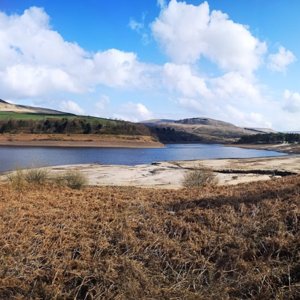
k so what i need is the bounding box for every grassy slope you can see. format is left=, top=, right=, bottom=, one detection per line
left=0, top=111, right=115, bottom=123
left=0, top=176, right=299, bottom=299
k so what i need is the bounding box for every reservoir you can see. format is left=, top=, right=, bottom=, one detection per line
left=0, top=143, right=286, bottom=172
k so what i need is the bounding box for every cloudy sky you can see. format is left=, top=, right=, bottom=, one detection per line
left=0, top=0, right=299, bottom=130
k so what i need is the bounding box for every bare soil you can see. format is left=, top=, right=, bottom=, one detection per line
left=0, top=133, right=163, bottom=148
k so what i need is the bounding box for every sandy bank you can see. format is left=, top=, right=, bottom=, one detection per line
left=0, top=133, right=163, bottom=148
left=16, top=155, right=298, bottom=189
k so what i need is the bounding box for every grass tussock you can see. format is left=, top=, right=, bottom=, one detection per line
left=6, top=169, right=26, bottom=191
left=52, top=170, right=88, bottom=189
left=183, top=166, right=217, bottom=188
left=53, top=171, right=88, bottom=190
left=0, top=175, right=299, bottom=299
left=7, top=169, right=87, bottom=190
left=24, top=168, right=48, bottom=185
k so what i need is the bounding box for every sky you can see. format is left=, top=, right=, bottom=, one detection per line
left=0, top=0, right=299, bottom=130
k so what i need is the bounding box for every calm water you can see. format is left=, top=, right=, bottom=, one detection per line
left=0, top=144, right=286, bottom=172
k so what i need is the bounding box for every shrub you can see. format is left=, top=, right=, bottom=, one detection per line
left=7, top=170, right=26, bottom=191
left=7, top=168, right=49, bottom=190
left=24, top=168, right=48, bottom=185
left=183, top=166, right=217, bottom=188
left=53, top=171, right=88, bottom=189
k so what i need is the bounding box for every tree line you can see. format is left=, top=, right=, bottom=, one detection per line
left=238, top=133, right=300, bottom=144
left=0, top=118, right=151, bottom=136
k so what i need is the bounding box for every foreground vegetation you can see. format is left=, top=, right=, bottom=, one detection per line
left=7, top=168, right=88, bottom=190
left=0, top=175, right=299, bottom=299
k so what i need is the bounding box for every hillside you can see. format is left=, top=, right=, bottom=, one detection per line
left=0, top=99, right=153, bottom=138
left=0, top=99, right=276, bottom=145
left=143, top=118, right=265, bottom=143
left=0, top=175, right=299, bottom=299
left=0, top=99, right=66, bottom=115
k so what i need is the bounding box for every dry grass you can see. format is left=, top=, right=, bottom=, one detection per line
left=0, top=175, right=299, bottom=299
left=183, top=166, right=217, bottom=188
left=24, top=168, right=49, bottom=185
left=52, top=170, right=88, bottom=189
left=7, top=169, right=87, bottom=190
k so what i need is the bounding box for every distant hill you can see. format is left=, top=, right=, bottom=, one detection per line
left=0, top=99, right=277, bottom=144
left=0, top=99, right=68, bottom=115
left=142, top=118, right=273, bottom=143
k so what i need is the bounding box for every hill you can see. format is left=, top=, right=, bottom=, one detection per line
left=143, top=118, right=267, bottom=143
left=0, top=175, right=299, bottom=299
left=0, top=99, right=152, bottom=137
left=0, top=99, right=66, bottom=115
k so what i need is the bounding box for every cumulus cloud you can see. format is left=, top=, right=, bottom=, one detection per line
left=283, top=90, right=300, bottom=112
left=0, top=7, right=152, bottom=100
left=163, top=63, right=211, bottom=98
left=0, top=5, right=299, bottom=131
left=114, top=102, right=153, bottom=122
left=152, top=0, right=266, bottom=75
left=164, top=63, right=273, bottom=128
left=60, top=100, right=84, bottom=114
left=268, top=46, right=296, bottom=72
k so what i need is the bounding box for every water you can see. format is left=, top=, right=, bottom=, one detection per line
left=0, top=144, right=286, bottom=172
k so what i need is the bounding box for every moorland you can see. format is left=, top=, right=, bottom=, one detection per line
left=0, top=175, right=299, bottom=299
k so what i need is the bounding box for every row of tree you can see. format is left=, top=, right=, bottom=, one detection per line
left=238, top=133, right=300, bottom=144
left=0, top=118, right=151, bottom=136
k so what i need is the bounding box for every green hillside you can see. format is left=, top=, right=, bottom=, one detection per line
left=0, top=112, right=151, bottom=136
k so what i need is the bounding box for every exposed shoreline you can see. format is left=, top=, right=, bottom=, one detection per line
left=2, top=155, right=298, bottom=189
left=0, top=133, right=163, bottom=148
left=229, top=143, right=300, bottom=154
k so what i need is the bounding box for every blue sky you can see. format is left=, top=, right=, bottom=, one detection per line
left=0, top=0, right=299, bottom=130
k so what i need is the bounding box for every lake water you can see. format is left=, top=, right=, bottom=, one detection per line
left=0, top=144, right=286, bottom=172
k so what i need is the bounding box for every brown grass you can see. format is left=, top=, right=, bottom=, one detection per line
left=183, top=166, right=217, bottom=187
left=0, top=175, right=299, bottom=299
left=52, top=170, right=88, bottom=190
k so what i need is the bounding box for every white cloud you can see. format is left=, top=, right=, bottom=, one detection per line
left=268, top=46, right=296, bottom=72
left=1, top=65, right=79, bottom=98
left=157, top=0, right=167, bottom=9
left=114, top=102, right=153, bottom=122
left=283, top=90, right=300, bottom=112
left=60, top=100, right=84, bottom=115
left=152, top=0, right=266, bottom=75
left=163, top=63, right=212, bottom=98
left=0, top=7, right=152, bottom=100
left=0, top=5, right=299, bottom=131
left=165, top=65, right=273, bottom=128
left=211, top=72, right=261, bottom=103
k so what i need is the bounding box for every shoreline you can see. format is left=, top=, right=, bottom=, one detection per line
left=2, top=155, right=299, bottom=189
left=229, top=143, right=300, bottom=154
left=0, top=133, right=164, bottom=148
